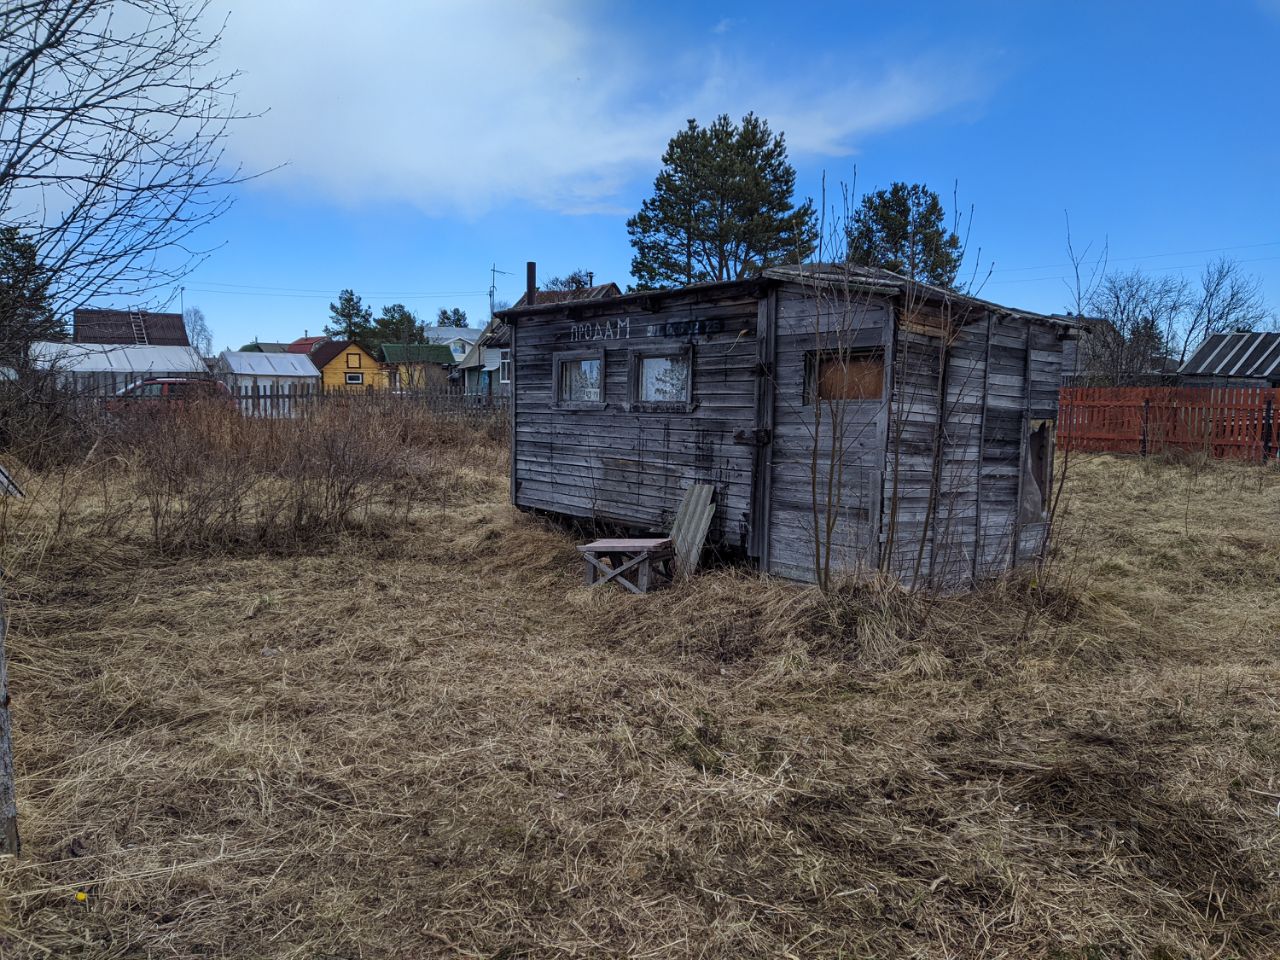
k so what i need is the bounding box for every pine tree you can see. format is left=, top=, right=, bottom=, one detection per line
left=324, top=289, right=375, bottom=343
left=627, top=114, right=816, bottom=289
left=435, top=307, right=468, bottom=328
left=374, top=304, right=423, bottom=346
left=845, top=182, right=962, bottom=287
left=0, top=227, right=58, bottom=365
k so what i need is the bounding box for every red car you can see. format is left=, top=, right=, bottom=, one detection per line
left=105, top=377, right=235, bottom=414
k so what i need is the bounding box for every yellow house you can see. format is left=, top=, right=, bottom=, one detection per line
left=310, top=339, right=388, bottom=391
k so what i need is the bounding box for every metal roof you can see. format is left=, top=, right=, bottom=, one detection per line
left=218, top=350, right=320, bottom=377
left=379, top=343, right=456, bottom=364
left=1180, top=331, right=1280, bottom=380
left=29, top=341, right=207, bottom=373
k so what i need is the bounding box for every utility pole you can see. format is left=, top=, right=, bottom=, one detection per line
left=489, top=264, right=511, bottom=319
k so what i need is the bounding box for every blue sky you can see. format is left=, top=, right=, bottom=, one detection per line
left=165, top=1, right=1280, bottom=350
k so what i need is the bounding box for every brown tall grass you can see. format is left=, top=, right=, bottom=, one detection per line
left=0, top=436, right=1276, bottom=958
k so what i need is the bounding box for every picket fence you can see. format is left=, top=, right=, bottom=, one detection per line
left=1059, top=386, right=1280, bottom=463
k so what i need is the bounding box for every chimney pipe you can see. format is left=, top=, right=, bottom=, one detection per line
left=526, top=261, right=537, bottom=307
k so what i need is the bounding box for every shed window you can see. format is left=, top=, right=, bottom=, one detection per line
left=628, top=345, right=693, bottom=411
left=805, top=350, right=884, bottom=404
left=553, top=349, right=606, bottom=409
left=346, top=352, right=362, bottom=368
left=499, top=349, right=511, bottom=384
left=345, top=372, right=364, bottom=385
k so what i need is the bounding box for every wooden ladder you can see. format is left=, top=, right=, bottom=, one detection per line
left=129, top=308, right=148, bottom=344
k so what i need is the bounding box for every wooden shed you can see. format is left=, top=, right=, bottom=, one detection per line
left=498, top=264, right=1078, bottom=588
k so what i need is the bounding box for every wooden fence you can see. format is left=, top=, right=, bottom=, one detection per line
left=1059, top=386, right=1280, bottom=462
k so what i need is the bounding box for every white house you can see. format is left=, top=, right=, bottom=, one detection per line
left=215, top=350, right=320, bottom=415
left=457, top=319, right=512, bottom=397
left=420, top=325, right=482, bottom=364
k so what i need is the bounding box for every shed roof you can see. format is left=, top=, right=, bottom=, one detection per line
left=30, top=341, right=207, bottom=373
left=73, top=308, right=190, bottom=347
left=219, top=351, right=320, bottom=377
left=240, top=341, right=292, bottom=353
left=496, top=265, right=1072, bottom=327
left=1180, top=331, right=1280, bottom=380
left=380, top=343, right=456, bottom=364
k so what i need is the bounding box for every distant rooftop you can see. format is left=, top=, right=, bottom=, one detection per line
left=512, top=283, right=621, bottom=308
left=380, top=342, right=456, bottom=364
left=1181, top=331, right=1280, bottom=381
left=73, top=308, right=189, bottom=347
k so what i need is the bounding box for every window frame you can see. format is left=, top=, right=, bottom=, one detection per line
left=627, top=343, right=695, bottom=413
left=345, top=352, right=362, bottom=369
left=344, top=372, right=365, bottom=385
left=498, top=349, right=511, bottom=384
left=803, top=347, right=885, bottom=406
left=552, top=347, right=607, bottom=410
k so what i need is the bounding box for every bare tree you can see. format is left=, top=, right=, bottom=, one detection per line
left=1178, top=257, right=1269, bottom=363
left=183, top=304, right=212, bottom=356
left=1086, top=270, right=1189, bottom=384
left=0, top=0, right=257, bottom=319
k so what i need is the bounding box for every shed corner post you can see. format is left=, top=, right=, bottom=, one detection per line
left=0, top=569, right=17, bottom=857
left=509, top=318, right=518, bottom=506
left=749, top=287, right=777, bottom=569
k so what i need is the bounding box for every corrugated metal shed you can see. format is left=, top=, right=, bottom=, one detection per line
left=219, top=351, right=320, bottom=377
left=1181, top=331, right=1280, bottom=382
left=29, top=341, right=207, bottom=373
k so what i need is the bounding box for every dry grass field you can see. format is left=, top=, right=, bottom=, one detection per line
left=0, top=416, right=1277, bottom=959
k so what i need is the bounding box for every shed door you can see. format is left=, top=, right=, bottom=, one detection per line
left=765, top=330, right=887, bottom=584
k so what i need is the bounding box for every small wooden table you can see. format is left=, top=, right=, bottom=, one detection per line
left=578, top=538, right=674, bottom=594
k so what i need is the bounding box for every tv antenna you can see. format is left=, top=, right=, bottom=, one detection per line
left=489, top=263, right=512, bottom=318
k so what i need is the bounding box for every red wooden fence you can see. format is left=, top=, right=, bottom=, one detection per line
left=1059, top=386, right=1280, bottom=462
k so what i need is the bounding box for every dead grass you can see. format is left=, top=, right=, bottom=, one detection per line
left=0, top=444, right=1277, bottom=958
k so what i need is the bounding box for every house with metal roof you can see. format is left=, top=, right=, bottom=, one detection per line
left=1180, top=331, right=1280, bottom=387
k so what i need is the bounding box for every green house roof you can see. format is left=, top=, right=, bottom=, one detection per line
left=380, top=343, right=456, bottom=364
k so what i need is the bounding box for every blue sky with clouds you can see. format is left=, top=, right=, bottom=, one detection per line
left=168, top=1, right=1280, bottom=350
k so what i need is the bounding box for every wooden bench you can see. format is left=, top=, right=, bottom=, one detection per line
left=577, top=538, right=674, bottom=594
left=576, top=482, right=717, bottom=595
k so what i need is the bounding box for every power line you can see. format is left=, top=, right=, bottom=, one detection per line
left=985, top=253, right=1280, bottom=286
left=186, top=280, right=489, bottom=296
left=183, top=287, right=489, bottom=301
left=986, top=239, right=1280, bottom=276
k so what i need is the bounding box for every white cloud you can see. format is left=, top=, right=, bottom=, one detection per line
left=218, top=1, right=983, bottom=215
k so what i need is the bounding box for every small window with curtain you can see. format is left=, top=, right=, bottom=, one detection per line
left=628, top=345, right=693, bottom=412
left=553, top=349, right=606, bottom=409
left=804, top=349, right=884, bottom=404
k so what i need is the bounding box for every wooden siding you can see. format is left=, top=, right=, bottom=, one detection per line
left=318, top=344, right=388, bottom=391
left=764, top=284, right=891, bottom=582
left=881, top=311, right=1065, bottom=589
left=512, top=294, right=761, bottom=548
